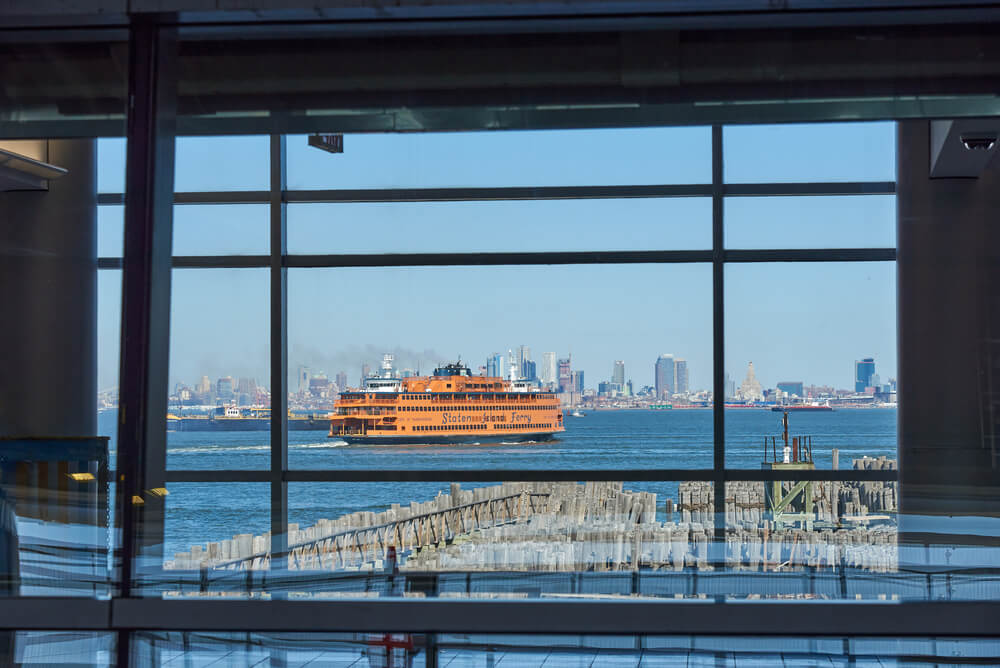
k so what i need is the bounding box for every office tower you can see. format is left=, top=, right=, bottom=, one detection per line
left=360, top=363, right=371, bottom=385
left=612, top=360, right=625, bottom=385
left=335, top=371, right=347, bottom=391
left=487, top=353, right=505, bottom=378
left=655, top=354, right=674, bottom=399
left=236, top=377, right=257, bottom=396
left=522, top=359, right=537, bottom=382
left=855, top=357, right=876, bottom=392
left=216, top=376, right=234, bottom=402
left=674, top=359, right=688, bottom=394
left=197, top=375, right=212, bottom=395
left=517, top=345, right=531, bottom=377
left=777, top=381, right=804, bottom=397
left=571, top=370, right=584, bottom=393
left=725, top=373, right=736, bottom=400
left=541, top=352, right=557, bottom=385
left=297, top=366, right=310, bottom=393
left=557, top=357, right=572, bottom=392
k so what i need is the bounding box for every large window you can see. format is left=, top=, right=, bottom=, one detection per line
left=90, top=123, right=907, bottom=603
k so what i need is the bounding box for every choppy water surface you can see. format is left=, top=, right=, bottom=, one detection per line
left=100, top=408, right=897, bottom=556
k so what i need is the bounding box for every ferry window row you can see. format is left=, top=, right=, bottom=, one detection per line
left=399, top=405, right=553, bottom=412
left=413, top=423, right=554, bottom=431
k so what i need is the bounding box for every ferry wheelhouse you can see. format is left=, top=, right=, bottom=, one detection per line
left=329, top=355, right=564, bottom=444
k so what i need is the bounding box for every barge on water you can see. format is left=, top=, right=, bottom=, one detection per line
left=329, top=354, right=564, bottom=445
left=168, top=406, right=330, bottom=431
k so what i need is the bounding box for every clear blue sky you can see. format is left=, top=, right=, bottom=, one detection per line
left=96, top=122, right=897, bottom=393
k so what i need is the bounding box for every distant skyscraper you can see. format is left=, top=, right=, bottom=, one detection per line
left=737, top=362, right=764, bottom=402
left=297, top=366, right=310, bottom=393
left=487, top=353, right=505, bottom=378
left=557, top=357, right=572, bottom=393
left=855, top=358, right=876, bottom=392
left=335, top=371, right=347, bottom=391
left=674, top=359, right=689, bottom=394
left=216, top=376, right=234, bottom=402
left=236, top=377, right=257, bottom=396
left=517, top=345, right=531, bottom=377
left=571, top=370, right=584, bottom=393
left=725, top=372, right=735, bottom=400
left=541, top=352, right=557, bottom=386
left=360, top=363, right=371, bottom=385
left=522, top=359, right=537, bottom=382
left=777, top=381, right=804, bottom=397
left=655, top=354, right=674, bottom=399
left=612, top=360, right=625, bottom=386
left=197, top=375, right=212, bottom=395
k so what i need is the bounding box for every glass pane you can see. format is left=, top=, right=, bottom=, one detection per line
left=174, top=135, right=269, bottom=192
left=97, top=270, right=121, bottom=471
left=173, top=204, right=269, bottom=256
left=128, top=632, right=1000, bottom=667
left=164, top=483, right=269, bottom=573
left=97, top=137, right=126, bottom=194
left=725, top=195, right=896, bottom=249
left=168, top=269, right=270, bottom=470
left=97, top=204, right=122, bottom=258
left=287, top=127, right=712, bottom=189
left=724, top=122, right=895, bottom=183
left=14, top=632, right=115, bottom=666
left=288, top=198, right=711, bottom=255
left=282, top=479, right=700, bottom=593
left=724, top=262, right=897, bottom=468
left=288, top=264, right=712, bottom=470
left=725, top=478, right=899, bottom=600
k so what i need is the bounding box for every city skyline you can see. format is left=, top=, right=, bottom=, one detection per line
left=158, top=351, right=893, bottom=401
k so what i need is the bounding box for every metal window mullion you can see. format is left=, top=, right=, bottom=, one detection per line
left=270, top=134, right=289, bottom=572
left=118, top=18, right=177, bottom=597
left=711, top=126, right=726, bottom=544
left=159, top=468, right=897, bottom=483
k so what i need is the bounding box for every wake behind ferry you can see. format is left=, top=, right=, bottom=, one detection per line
left=329, top=354, right=564, bottom=445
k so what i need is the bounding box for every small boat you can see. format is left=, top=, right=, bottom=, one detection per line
left=569, top=410, right=586, bottom=417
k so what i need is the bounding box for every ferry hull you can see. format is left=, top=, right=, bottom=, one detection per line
left=335, top=432, right=558, bottom=446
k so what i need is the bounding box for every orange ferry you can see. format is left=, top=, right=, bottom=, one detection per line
left=329, top=355, right=564, bottom=445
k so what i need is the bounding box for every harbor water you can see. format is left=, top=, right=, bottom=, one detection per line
left=99, top=408, right=897, bottom=559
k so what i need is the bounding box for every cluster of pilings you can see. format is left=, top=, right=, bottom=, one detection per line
left=167, top=481, right=653, bottom=571
left=674, top=457, right=898, bottom=526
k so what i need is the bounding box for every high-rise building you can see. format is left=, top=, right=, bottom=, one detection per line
left=855, top=357, right=876, bottom=392
left=571, top=370, right=584, bottom=393
left=335, top=371, right=347, bottom=391
left=655, top=354, right=674, bottom=399
left=216, top=376, right=234, bottom=402
left=360, top=363, right=371, bottom=385
left=297, top=366, right=310, bottom=393
left=674, top=359, right=689, bottom=394
left=517, top=345, right=531, bottom=377
left=522, top=359, right=537, bottom=382
left=487, top=353, right=505, bottom=378
left=737, top=362, right=764, bottom=402
left=541, top=352, right=557, bottom=385
left=612, top=360, right=625, bottom=385
left=777, top=381, right=804, bottom=397
left=197, top=375, right=212, bottom=395
left=557, top=357, right=572, bottom=392
left=725, top=373, right=736, bottom=400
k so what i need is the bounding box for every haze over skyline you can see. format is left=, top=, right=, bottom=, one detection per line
left=95, top=122, right=897, bottom=394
